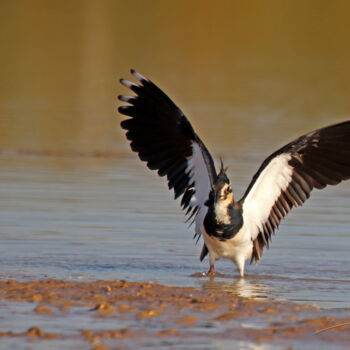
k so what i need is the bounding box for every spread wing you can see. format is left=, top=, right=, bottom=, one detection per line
left=240, top=120, right=350, bottom=262
left=118, top=69, right=217, bottom=245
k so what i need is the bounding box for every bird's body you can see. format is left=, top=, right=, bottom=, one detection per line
left=119, top=70, right=350, bottom=277
left=201, top=169, right=248, bottom=276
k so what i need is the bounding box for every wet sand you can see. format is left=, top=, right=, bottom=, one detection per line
left=0, top=278, right=349, bottom=349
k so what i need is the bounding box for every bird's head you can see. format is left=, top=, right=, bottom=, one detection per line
left=206, top=161, right=234, bottom=207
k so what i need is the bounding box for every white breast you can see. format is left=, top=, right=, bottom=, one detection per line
left=202, top=225, right=252, bottom=267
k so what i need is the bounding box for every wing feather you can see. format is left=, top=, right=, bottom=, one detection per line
left=119, top=70, right=217, bottom=245
left=240, top=120, right=350, bottom=263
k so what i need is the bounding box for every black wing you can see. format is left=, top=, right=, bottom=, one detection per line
left=119, top=69, right=217, bottom=242
left=239, top=120, right=350, bottom=262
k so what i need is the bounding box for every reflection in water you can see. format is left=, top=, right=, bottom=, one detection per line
left=200, top=275, right=273, bottom=300
left=237, top=343, right=272, bottom=350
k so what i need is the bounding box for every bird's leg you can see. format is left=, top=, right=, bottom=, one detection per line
left=236, top=257, right=245, bottom=278
left=207, top=265, right=215, bottom=276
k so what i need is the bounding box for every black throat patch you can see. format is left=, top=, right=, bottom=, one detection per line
left=204, top=203, right=243, bottom=241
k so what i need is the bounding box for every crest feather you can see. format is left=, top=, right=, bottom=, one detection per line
left=218, top=158, right=229, bottom=177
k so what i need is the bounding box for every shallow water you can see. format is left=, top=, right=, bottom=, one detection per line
left=1, top=153, right=349, bottom=309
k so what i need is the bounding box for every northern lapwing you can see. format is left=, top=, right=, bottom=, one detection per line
left=118, top=69, right=350, bottom=277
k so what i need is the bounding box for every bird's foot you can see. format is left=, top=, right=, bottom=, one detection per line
left=207, top=265, right=215, bottom=276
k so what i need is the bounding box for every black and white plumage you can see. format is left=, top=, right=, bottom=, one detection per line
left=118, top=69, right=350, bottom=277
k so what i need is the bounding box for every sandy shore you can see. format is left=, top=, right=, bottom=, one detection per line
left=0, top=278, right=349, bottom=349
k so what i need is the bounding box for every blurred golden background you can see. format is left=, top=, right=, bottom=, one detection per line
left=1, top=0, right=350, bottom=157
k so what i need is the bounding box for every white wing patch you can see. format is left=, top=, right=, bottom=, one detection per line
left=186, top=142, right=213, bottom=238
left=242, top=153, right=293, bottom=241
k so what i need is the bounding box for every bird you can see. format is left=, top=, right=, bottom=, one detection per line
left=118, top=69, right=350, bottom=277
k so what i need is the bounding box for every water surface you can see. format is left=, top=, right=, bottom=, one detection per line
left=1, top=153, right=349, bottom=309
